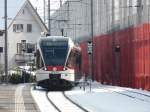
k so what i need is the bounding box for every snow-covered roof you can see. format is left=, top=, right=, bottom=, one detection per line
left=0, top=0, right=26, bottom=29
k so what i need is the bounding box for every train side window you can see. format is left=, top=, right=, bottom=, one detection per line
left=66, top=51, right=76, bottom=68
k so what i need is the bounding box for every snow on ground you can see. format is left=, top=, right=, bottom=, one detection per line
left=47, top=92, right=88, bottom=112
left=31, top=81, right=150, bottom=112
left=65, top=81, right=150, bottom=112
left=31, top=87, right=58, bottom=112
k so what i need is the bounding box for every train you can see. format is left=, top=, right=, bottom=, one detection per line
left=35, top=36, right=81, bottom=89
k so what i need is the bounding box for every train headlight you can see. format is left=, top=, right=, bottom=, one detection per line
left=63, top=67, right=67, bottom=71
left=53, top=67, right=57, bottom=71
left=44, top=67, right=47, bottom=71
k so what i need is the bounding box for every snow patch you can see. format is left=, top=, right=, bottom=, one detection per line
left=31, top=87, right=57, bottom=112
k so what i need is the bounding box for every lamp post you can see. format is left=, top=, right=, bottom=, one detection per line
left=43, top=0, right=46, bottom=23
left=60, top=0, right=62, bottom=7
left=89, top=0, right=94, bottom=91
left=48, top=0, right=51, bottom=35
left=4, top=0, right=8, bottom=84
left=88, top=41, right=92, bottom=92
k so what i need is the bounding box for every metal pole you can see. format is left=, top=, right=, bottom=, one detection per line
left=60, top=0, right=64, bottom=36
left=89, top=54, right=92, bottom=92
left=48, top=0, right=51, bottom=35
left=112, top=0, right=115, bottom=27
left=30, top=54, right=31, bottom=82
left=4, top=0, right=8, bottom=84
left=90, top=0, right=94, bottom=40
left=60, top=0, right=62, bottom=7
left=43, top=0, right=46, bottom=23
left=137, top=0, right=142, bottom=24
left=90, top=0, right=94, bottom=91
left=23, top=52, right=25, bottom=83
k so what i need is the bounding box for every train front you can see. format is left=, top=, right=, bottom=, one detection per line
left=36, top=36, right=75, bottom=89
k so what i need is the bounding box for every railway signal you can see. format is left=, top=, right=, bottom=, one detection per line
left=87, top=41, right=93, bottom=54
left=87, top=41, right=93, bottom=92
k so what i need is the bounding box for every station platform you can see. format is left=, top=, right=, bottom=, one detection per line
left=0, top=84, right=40, bottom=112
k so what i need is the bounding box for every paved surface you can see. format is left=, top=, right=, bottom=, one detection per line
left=0, top=84, right=40, bottom=112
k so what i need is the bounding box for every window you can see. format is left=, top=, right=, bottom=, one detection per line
left=21, top=40, right=26, bottom=52
left=0, top=47, right=3, bottom=53
left=27, top=43, right=35, bottom=53
left=17, top=43, right=22, bottom=54
left=13, top=24, right=23, bottom=32
left=0, top=31, right=4, bottom=36
left=17, top=42, right=35, bottom=54
left=27, top=24, right=32, bottom=32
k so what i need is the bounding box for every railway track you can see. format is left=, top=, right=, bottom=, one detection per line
left=123, top=89, right=150, bottom=98
left=46, top=91, right=89, bottom=112
left=105, top=87, right=150, bottom=103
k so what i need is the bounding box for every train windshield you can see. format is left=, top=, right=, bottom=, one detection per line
left=40, top=40, right=68, bottom=66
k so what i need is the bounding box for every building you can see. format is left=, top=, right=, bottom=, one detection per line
left=50, top=0, right=91, bottom=43
left=50, top=0, right=149, bottom=41
left=0, top=0, right=48, bottom=71
left=50, top=0, right=150, bottom=90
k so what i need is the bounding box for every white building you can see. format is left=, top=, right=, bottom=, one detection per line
left=0, top=0, right=48, bottom=70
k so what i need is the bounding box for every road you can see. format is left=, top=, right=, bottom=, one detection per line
left=0, top=84, right=40, bottom=112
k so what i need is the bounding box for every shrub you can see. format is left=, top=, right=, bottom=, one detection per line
left=9, top=73, right=22, bottom=84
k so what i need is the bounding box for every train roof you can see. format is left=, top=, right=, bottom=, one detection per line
left=38, top=36, right=74, bottom=45
left=38, top=36, right=74, bottom=47
left=39, top=36, right=70, bottom=41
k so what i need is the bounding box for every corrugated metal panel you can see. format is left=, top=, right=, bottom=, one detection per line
left=80, top=42, right=89, bottom=76
left=97, top=36, right=102, bottom=82
left=81, top=23, right=150, bottom=91
left=95, top=37, right=99, bottom=82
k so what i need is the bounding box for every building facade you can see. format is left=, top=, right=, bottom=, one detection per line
left=50, top=0, right=150, bottom=90
left=50, top=0, right=150, bottom=41
left=0, top=0, right=48, bottom=71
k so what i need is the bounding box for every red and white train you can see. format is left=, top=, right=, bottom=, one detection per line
left=35, top=36, right=81, bottom=89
